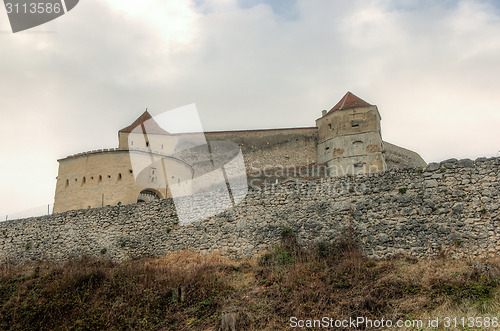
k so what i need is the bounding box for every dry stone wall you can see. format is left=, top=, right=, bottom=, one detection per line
left=1, top=157, right=499, bottom=265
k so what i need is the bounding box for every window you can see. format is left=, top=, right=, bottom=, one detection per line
left=352, top=123, right=360, bottom=128
left=325, top=147, right=330, bottom=150
left=65, top=179, right=69, bottom=188
left=353, top=140, right=363, bottom=154
left=354, top=163, right=364, bottom=168
left=328, top=123, right=332, bottom=130
left=150, top=168, right=157, bottom=183
left=98, top=175, right=102, bottom=183
left=82, top=177, right=86, bottom=185
left=118, top=173, right=122, bottom=181
left=146, top=141, right=150, bottom=147
left=108, top=175, right=111, bottom=179
left=129, top=169, right=133, bottom=174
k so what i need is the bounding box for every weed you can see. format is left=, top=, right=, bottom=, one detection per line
left=405, top=284, right=422, bottom=294
left=0, top=243, right=498, bottom=330
left=399, top=187, right=407, bottom=194
left=317, top=242, right=329, bottom=258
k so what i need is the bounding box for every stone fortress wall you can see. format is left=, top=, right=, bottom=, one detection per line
left=53, top=149, right=194, bottom=213
left=53, top=92, right=428, bottom=214
left=205, top=127, right=319, bottom=172
left=2, top=157, right=499, bottom=265
left=53, top=124, right=426, bottom=214
left=204, top=127, right=426, bottom=172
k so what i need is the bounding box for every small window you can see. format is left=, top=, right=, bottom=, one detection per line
left=91, top=176, right=94, bottom=180
left=118, top=173, right=122, bottom=181
left=108, top=175, right=111, bottom=179
left=354, top=163, right=364, bottom=168
left=65, top=179, right=69, bottom=188
left=325, top=147, right=330, bottom=150
left=129, top=169, right=133, bottom=174
left=328, top=123, right=332, bottom=130
left=74, top=178, right=77, bottom=182
left=98, top=175, right=102, bottom=183
left=146, top=141, right=150, bottom=147
left=352, top=123, right=360, bottom=128
left=82, top=177, right=86, bottom=185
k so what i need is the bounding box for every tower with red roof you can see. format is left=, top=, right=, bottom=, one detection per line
left=316, top=92, right=387, bottom=176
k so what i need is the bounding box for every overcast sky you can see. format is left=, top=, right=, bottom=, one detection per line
left=1, top=0, right=500, bottom=218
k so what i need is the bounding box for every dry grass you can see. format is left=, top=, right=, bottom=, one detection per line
left=0, top=234, right=499, bottom=330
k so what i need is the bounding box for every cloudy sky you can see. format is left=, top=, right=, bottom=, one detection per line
left=1, top=0, right=500, bottom=218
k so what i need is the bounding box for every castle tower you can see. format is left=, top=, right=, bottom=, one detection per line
left=53, top=111, right=194, bottom=213
left=118, top=110, right=177, bottom=154
left=316, top=92, right=387, bottom=176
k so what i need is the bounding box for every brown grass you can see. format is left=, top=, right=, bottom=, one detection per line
left=0, top=235, right=499, bottom=330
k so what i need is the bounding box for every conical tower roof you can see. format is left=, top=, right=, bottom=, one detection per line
left=327, top=92, right=372, bottom=115
left=119, top=111, right=169, bottom=135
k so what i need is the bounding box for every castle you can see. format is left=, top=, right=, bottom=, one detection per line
left=53, top=92, right=426, bottom=213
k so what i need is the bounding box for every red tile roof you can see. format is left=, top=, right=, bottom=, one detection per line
left=327, top=92, right=372, bottom=114
left=119, top=111, right=170, bottom=135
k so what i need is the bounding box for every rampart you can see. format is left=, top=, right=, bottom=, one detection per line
left=1, top=157, right=498, bottom=265
left=205, top=127, right=319, bottom=172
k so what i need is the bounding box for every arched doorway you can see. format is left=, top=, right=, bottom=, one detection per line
left=137, top=189, right=162, bottom=203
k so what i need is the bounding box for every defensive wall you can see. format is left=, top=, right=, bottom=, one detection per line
left=53, top=149, right=194, bottom=213
left=52, top=125, right=426, bottom=213
left=205, top=127, right=319, bottom=172
left=204, top=127, right=425, bottom=171
left=1, top=157, right=499, bottom=265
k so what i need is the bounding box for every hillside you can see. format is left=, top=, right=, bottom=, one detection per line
left=1, top=234, right=499, bottom=330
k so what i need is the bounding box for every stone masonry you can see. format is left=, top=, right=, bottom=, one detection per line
left=1, top=157, right=498, bottom=264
